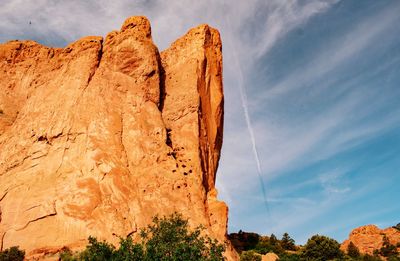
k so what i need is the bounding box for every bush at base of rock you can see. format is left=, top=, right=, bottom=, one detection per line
left=0, top=246, right=25, bottom=261
left=301, top=234, right=343, bottom=261
left=347, top=241, right=361, bottom=258
left=240, top=250, right=262, bottom=261
left=59, top=213, right=225, bottom=261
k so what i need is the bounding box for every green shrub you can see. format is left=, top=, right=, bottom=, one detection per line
left=60, top=212, right=225, bottom=261
left=253, top=235, right=284, bottom=255
left=301, top=234, right=343, bottom=261
left=78, top=236, right=115, bottom=260
left=362, top=254, right=382, bottom=261
left=113, top=237, right=143, bottom=261
left=140, top=213, right=224, bottom=261
left=281, top=232, right=296, bottom=251
left=393, top=223, right=400, bottom=231
left=279, top=252, right=301, bottom=261
left=347, top=241, right=361, bottom=258
left=228, top=231, right=260, bottom=252
left=240, top=250, right=262, bottom=261
left=379, top=236, right=398, bottom=258
left=0, top=246, right=25, bottom=261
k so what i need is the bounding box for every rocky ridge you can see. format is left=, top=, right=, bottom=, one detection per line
left=341, top=224, right=400, bottom=255
left=0, top=16, right=237, bottom=260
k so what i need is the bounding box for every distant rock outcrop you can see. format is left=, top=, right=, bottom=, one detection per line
left=262, top=252, right=279, bottom=261
left=0, top=16, right=237, bottom=260
left=341, top=224, right=400, bottom=255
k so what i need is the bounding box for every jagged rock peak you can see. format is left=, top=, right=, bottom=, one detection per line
left=0, top=16, right=238, bottom=260
left=341, top=224, right=400, bottom=255
left=121, top=16, right=152, bottom=37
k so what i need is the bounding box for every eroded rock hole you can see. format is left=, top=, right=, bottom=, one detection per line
left=166, top=128, right=173, bottom=147
left=37, top=135, right=50, bottom=144
left=167, top=151, right=177, bottom=159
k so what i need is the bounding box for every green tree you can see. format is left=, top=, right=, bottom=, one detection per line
left=379, top=236, right=398, bottom=258
left=301, top=234, right=343, bottom=261
left=60, top=213, right=225, bottom=261
left=347, top=241, right=361, bottom=258
left=362, top=254, right=382, bottom=261
left=78, top=236, right=115, bottom=261
left=240, top=250, right=262, bottom=261
left=254, top=235, right=284, bottom=255
left=140, top=213, right=224, bottom=261
left=113, top=237, right=144, bottom=261
left=269, top=234, right=278, bottom=246
left=279, top=252, right=301, bottom=261
left=281, top=232, right=296, bottom=251
left=0, top=246, right=25, bottom=261
left=392, top=223, right=400, bottom=231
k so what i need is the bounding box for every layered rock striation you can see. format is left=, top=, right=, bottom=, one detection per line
left=341, top=224, right=400, bottom=255
left=0, top=16, right=235, bottom=259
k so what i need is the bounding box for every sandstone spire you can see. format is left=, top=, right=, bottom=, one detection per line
left=0, top=16, right=237, bottom=260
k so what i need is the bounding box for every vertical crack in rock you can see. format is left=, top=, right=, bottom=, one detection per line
left=120, top=110, right=130, bottom=169
left=87, top=38, right=104, bottom=86
left=157, top=52, right=167, bottom=112
left=0, top=231, right=5, bottom=251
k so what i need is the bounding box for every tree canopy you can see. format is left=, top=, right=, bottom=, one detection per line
left=60, top=213, right=225, bottom=261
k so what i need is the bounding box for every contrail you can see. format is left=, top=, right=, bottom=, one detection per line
left=223, top=9, right=271, bottom=220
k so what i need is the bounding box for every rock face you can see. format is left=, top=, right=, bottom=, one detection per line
left=0, top=16, right=237, bottom=260
left=261, top=252, right=279, bottom=261
left=341, top=224, right=400, bottom=255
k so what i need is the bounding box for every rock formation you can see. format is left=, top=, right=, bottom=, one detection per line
left=0, top=16, right=237, bottom=260
left=261, top=252, right=279, bottom=261
left=341, top=224, right=400, bottom=255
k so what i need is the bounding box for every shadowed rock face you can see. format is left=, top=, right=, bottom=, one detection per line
left=341, top=224, right=400, bottom=255
left=0, top=16, right=236, bottom=260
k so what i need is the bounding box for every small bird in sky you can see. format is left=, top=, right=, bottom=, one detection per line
left=29, top=21, right=32, bottom=25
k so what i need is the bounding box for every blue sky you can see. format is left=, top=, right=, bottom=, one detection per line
left=1, top=0, right=399, bottom=244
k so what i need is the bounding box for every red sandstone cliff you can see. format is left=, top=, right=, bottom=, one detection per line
left=341, top=224, right=400, bottom=255
left=0, top=16, right=237, bottom=260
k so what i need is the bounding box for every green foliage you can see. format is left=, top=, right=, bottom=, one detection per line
left=347, top=241, right=361, bottom=258
left=240, top=250, right=262, bottom=261
left=393, top=223, right=400, bottom=231
left=379, top=236, right=398, bottom=258
left=140, top=213, right=224, bottom=261
left=0, top=246, right=25, bottom=261
left=228, top=231, right=260, bottom=252
left=79, top=236, right=116, bottom=260
left=253, top=236, right=284, bottom=255
left=281, top=233, right=296, bottom=251
left=301, top=234, right=343, bottom=261
left=361, top=254, right=382, bottom=261
left=269, top=234, right=278, bottom=246
left=113, top=237, right=144, bottom=261
left=60, top=213, right=224, bottom=261
left=279, top=252, right=301, bottom=261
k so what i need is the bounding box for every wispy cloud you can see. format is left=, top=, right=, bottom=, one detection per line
left=258, top=2, right=400, bottom=99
